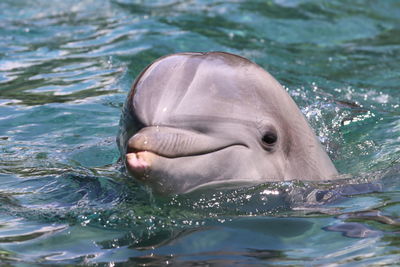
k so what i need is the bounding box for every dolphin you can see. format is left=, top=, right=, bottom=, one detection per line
left=117, top=52, right=338, bottom=194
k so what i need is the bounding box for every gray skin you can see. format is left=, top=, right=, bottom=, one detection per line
left=117, top=52, right=338, bottom=194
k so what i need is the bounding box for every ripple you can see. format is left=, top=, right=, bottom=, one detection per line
left=0, top=216, right=67, bottom=258
left=0, top=0, right=399, bottom=265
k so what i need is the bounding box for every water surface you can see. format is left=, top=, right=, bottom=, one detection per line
left=0, top=0, right=399, bottom=265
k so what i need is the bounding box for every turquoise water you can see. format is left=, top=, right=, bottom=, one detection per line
left=1, top=0, right=399, bottom=265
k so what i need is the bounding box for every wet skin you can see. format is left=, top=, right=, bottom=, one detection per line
left=117, top=52, right=338, bottom=194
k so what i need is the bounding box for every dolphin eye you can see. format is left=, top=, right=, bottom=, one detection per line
left=262, top=132, right=277, bottom=145
left=257, top=122, right=278, bottom=150
left=261, top=130, right=278, bottom=150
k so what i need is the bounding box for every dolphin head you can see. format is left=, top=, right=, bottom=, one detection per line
left=118, top=52, right=338, bottom=194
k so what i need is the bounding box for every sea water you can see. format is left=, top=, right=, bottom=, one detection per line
left=0, top=0, right=399, bottom=265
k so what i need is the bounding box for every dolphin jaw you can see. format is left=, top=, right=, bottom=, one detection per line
left=125, top=151, right=154, bottom=180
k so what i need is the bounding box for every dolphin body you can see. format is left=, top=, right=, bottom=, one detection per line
left=117, top=52, right=338, bottom=194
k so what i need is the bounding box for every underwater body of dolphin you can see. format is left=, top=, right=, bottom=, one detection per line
left=117, top=52, right=338, bottom=194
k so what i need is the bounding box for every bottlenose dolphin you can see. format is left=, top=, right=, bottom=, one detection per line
left=117, top=52, right=338, bottom=194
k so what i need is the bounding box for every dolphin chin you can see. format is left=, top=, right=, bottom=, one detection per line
left=118, top=51, right=339, bottom=194
left=125, top=151, right=153, bottom=181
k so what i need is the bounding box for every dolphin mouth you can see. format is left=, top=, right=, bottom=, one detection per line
left=124, top=126, right=248, bottom=180
left=126, top=143, right=246, bottom=159
left=125, top=126, right=248, bottom=159
left=125, top=144, right=246, bottom=180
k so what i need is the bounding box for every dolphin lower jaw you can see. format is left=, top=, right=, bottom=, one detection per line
left=125, top=151, right=153, bottom=180
left=125, top=144, right=253, bottom=194
left=125, top=143, right=247, bottom=175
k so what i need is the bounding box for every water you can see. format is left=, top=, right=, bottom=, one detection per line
left=0, top=0, right=399, bottom=265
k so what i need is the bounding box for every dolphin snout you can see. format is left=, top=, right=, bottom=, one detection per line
left=127, top=127, right=196, bottom=158
left=125, top=126, right=248, bottom=186
left=126, top=126, right=245, bottom=158
left=127, top=132, right=151, bottom=153
left=125, top=126, right=222, bottom=181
